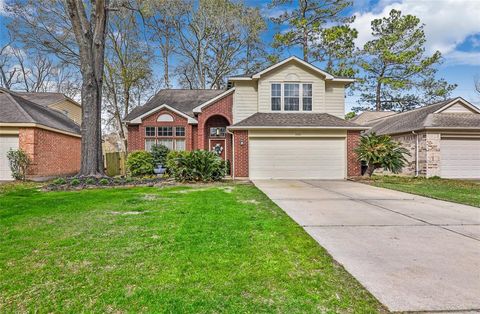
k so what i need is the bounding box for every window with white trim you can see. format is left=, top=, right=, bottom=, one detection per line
left=284, top=83, right=299, bottom=111
left=210, top=127, right=226, bottom=137
left=145, top=126, right=156, bottom=137
left=158, top=138, right=173, bottom=150
left=158, top=126, right=173, bottom=137
left=175, top=139, right=186, bottom=151
left=270, top=83, right=313, bottom=111
left=303, top=83, right=312, bottom=111
left=271, top=83, right=281, bottom=111
left=175, top=126, right=185, bottom=137
left=145, top=139, right=156, bottom=151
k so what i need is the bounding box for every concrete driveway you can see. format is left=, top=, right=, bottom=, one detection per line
left=254, top=180, right=480, bottom=313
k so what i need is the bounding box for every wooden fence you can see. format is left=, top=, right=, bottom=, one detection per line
left=104, top=152, right=126, bottom=176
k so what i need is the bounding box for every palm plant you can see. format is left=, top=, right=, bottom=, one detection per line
left=355, top=133, right=410, bottom=177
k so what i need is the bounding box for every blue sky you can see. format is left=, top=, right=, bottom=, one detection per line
left=248, top=0, right=480, bottom=110
left=1, top=0, right=479, bottom=111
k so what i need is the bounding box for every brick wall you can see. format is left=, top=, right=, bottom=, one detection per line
left=197, top=94, right=233, bottom=151
left=19, top=127, right=81, bottom=177
left=346, top=130, right=361, bottom=177
left=127, top=109, right=190, bottom=152
left=232, top=130, right=248, bottom=178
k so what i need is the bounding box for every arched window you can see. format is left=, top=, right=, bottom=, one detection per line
left=157, top=113, right=174, bottom=122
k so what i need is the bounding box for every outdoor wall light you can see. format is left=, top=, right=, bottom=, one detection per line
left=240, top=140, right=244, bottom=146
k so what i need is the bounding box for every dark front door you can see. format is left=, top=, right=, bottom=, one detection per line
left=210, top=139, right=226, bottom=160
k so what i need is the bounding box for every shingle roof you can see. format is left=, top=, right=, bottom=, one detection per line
left=230, top=112, right=367, bottom=129
left=350, top=111, right=397, bottom=125
left=124, top=89, right=227, bottom=121
left=0, top=89, right=80, bottom=135
left=15, top=92, right=76, bottom=107
left=369, top=98, right=480, bottom=135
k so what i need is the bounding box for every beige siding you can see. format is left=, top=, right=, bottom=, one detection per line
left=257, top=62, right=325, bottom=113
left=325, top=82, right=346, bottom=118
left=0, top=127, right=20, bottom=135
left=441, top=102, right=476, bottom=113
left=49, top=100, right=82, bottom=124
left=233, top=81, right=258, bottom=123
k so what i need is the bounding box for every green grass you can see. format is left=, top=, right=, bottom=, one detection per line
left=0, top=183, right=383, bottom=313
left=366, top=176, right=480, bottom=207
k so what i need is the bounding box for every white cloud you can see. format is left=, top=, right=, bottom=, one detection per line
left=0, top=0, right=6, bottom=16
left=351, top=0, right=480, bottom=63
left=443, top=50, right=480, bottom=66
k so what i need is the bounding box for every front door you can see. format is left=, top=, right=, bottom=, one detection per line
left=210, top=139, right=226, bottom=160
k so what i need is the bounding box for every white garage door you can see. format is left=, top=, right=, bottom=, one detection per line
left=0, top=135, right=19, bottom=181
left=249, top=137, right=345, bottom=179
left=441, top=138, right=480, bottom=179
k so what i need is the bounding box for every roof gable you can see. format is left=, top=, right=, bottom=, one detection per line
left=434, top=98, right=480, bottom=114
left=369, top=97, right=480, bottom=135
left=229, top=56, right=354, bottom=83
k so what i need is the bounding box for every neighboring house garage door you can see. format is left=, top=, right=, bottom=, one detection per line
left=441, top=138, right=480, bottom=179
left=0, top=135, right=19, bottom=181
left=249, top=137, right=345, bottom=179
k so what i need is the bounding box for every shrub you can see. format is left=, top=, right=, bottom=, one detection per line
left=151, top=145, right=170, bottom=166
left=99, top=178, right=109, bottom=185
left=166, top=150, right=226, bottom=182
left=355, top=132, right=410, bottom=177
left=85, top=177, right=96, bottom=185
left=126, top=151, right=154, bottom=176
left=53, top=178, right=66, bottom=185
left=6, top=149, right=31, bottom=181
left=70, top=178, right=81, bottom=186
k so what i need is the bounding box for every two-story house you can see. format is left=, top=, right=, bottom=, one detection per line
left=124, top=56, right=368, bottom=179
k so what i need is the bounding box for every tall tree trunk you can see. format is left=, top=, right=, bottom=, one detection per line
left=66, top=0, right=109, bottom=177
left=302, top=28, right=308, bottom=62
left=375, top=80, right=382, bottom=111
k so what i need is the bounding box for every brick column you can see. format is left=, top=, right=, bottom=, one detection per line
left=347, top=130, right=361, bottom=177
left=233, top=130, right=248, bottom=178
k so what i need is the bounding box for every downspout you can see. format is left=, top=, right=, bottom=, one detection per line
left=227, top=129, right=235, bottom=180
left=412, top=131, right=419, bottom=177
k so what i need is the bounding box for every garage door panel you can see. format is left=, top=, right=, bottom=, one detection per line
left=249, top=137, right=345, bottom=179
left=0, top=135, right=19, bottom=181
left=441, top=138, right=480, bottom=179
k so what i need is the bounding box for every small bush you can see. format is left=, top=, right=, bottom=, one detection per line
left=127, top=151, right=154, bottom=176
left=151, top=145, right=170, bottom=166
left=166, top=150, right=226, bottom=182
left=70, top=178, right=81, bottom=186
left=85, top=177, right=96, bottom=185
left=99, top=178, right=109, bottom=185
left=6, top=149, right=31, bottom=181
left=53, top=178, right=66, bottom=185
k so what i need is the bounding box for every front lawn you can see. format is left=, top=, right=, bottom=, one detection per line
left=0, top=183, right=383, bottom=313
left=365, top=176, right=480, bottom=207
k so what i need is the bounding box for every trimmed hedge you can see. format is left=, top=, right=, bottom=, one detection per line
left=166, top=150, right=226, bottom=182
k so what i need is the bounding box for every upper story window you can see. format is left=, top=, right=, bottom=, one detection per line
left=145, top=126, right=156, bottom=137
left=271, top=84, right=281, bottom=111
left=271, top=83, right=313, bottom=111
left=284, top=83, right=299, bottom=111
left=158, top=126, right=173, bottom=137
left=303, top=83, right=312, bottom=111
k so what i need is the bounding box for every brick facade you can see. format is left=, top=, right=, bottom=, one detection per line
left=232, top=130, right=249, bottom=178
left=19, top=127, right=81, bottom=178
left=127, top=109, right=191, bottom=152
left=346, top=130, right=362, bottom=177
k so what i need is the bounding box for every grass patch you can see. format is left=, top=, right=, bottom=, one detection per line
left=365, top=176, right=480, bottom=207
left=0, top=183, right=384, bottom=313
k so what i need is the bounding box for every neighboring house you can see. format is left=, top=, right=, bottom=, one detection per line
left=350, top=111, right=396, bottom=125
left=0, top=88, right=81, bottom=180
left=361, top=97, right=480, bottom=179
left=124, top=56, right=368, bottom=180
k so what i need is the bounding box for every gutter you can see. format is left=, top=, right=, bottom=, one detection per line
left=227, top=126, right=371, bottom=131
